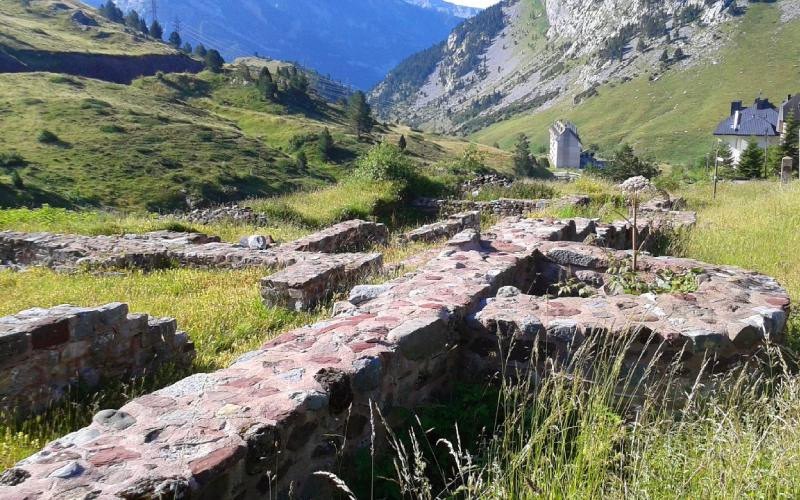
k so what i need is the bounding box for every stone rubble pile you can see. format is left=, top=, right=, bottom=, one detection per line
left=175, top=205, right=270, bottom=227
left=460, top=174, right=512, bottom=194
left=0, top=303, right=194, bottom=418
left=4, top=211, right=786, bottom=499
left=401, top=211, right=481, bottom=243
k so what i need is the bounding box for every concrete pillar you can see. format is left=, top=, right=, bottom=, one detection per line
left=781, top=156, right=793, bottom=185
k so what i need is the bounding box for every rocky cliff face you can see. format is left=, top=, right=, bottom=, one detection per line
left=370, top=0, right=738, bottom=134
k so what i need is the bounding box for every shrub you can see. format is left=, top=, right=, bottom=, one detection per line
left=601, top=144, right=660, bottom=181
left=288, top=132, right=319, bottom=151
left=0, top=152, right=25, bottom=168
left=11, top=171, right=24, bottom=189
left=99, top=125, right=126, bottom=134
left=355, top=143, right=416, bottom=183
left=37, top=130, right=60, bottom=144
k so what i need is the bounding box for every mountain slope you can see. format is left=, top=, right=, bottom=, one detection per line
left=84, top=0, right=477, bottom=89
left=371, top=0, right=800, bottom=163
left=0, top=0, right=202, bottom=83
left=472, top=2, right=800, bottom=165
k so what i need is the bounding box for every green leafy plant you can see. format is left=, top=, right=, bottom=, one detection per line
left=555, top=277, right=596, bottom=298
left=605, top=260, right=700, bottom=295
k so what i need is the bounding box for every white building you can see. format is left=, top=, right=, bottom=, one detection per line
left=549, top=120, right=582, bottom=169
left=713, top=98, right=780, bottom=163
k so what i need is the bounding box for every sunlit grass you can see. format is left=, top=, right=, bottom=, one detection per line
left=0, top=267, right=323, bottom=469
left=246, top=178, right=403, bottom=228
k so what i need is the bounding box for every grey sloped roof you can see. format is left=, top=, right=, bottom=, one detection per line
left=714, top=105, right=779, bottom=137
left=779, top=94, right=800, bottom=122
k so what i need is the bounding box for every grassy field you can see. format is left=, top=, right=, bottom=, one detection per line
left=0, top=0, right=173, bottom=55
left=472, top=2, right=800, bottom=165
left=0, top=72, right=332, bottom=210
left=0, top=68, right=513, bottom=210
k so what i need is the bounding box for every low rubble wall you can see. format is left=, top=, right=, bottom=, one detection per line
left=401, top=211, right=480, bottom=243
left=284, top=220, right=388, bottom=253
left=412, top=195, right=590, bottom=217
left=0, top=220, right=389, bottom=312
left=260, top=253, right=383, bottom=311
left=0, top=303, right=194, bottom=418
left=3, top=214, right=788, bottom=499
left=176, top=206, right=270, bottom=227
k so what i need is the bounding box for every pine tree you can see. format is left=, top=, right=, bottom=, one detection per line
left=781, top=110, right=799, bottom=169
left=766, top=145, right=785, bottom=176
left=99, top=1, right=124, bottom=23
left=604, top=144, right=660, bottom=181
left=124, top=10, right=141, bottom=30
left=317, top=128, right=334, bottom=161
left=194, top=43, right=207, bottom=58
left=398, top=135, right=407, bottom=151
left=182, top=42, right=192, bottom=54
left=138, top=17, right=149, bottom=35
left=636, top=38, right=646, bottom=52
left=674, top=47, right=685, bottom=60
left=204, top=49, right=224, bottom=73
left=659, top=49, right=669, bottom=63
left=513, top=133, right=534, bottom=176
left=716, top=142, right=735, bottom=178
left=149, top=20, right=163, bottom=40
left=168, top=31, right=182, bottom=49
left=347, top=91, right=373, bottom=138
left=257, top=67, right=277, bottom=100
left=738, top=141, right=764, bottom=179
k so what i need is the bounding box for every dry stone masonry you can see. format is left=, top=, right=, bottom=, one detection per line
left=412, top=194, right=590, bottom=217
left=0, top=220, right=389, bottom=312
left=401, top=210, right=480, bottom=243
left=176, top=205, right=270, bottom=227
left=4, top=208, right=788, bottom=499
left=0, top=303, right=193, bottom=418
left=283, top=219, right=389, bottom=253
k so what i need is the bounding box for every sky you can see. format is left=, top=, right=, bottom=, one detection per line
left=446, top=0, right=502, bottom=7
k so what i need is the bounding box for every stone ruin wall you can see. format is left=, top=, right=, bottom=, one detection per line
left=0, top=303, right=194, bottom=418
left=2, top=209, right=790, bottom=499
left=400, top=210, right=481, bottom=243
left=0, top=220, right=390, bottom=313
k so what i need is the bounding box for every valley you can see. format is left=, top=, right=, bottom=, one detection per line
left=0, top=0, right=799, bottom=498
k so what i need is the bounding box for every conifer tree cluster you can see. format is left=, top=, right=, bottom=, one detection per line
left=96, top=1, right=223, bottom=68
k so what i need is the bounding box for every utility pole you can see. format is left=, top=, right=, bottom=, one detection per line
left=172, top=16, right=181, bottom=37
left=150, top=0, right=157, bottom=22
left=713, top=142, right=720, bottom=199
left=763, top=127, right=769, bottom=178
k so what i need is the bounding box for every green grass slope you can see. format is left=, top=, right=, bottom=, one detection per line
left=472, top=3, right=800, bottom=165
left=0, top=72, right=332, bottom=210
left=0, top=68, right=512, bottom=210
left=0, top=0, right=173, bottom=55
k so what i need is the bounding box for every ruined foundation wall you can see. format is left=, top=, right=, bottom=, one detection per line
left=0, top=303, right=194, bottom=417
left=2, top=215, right=784, bottom=500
